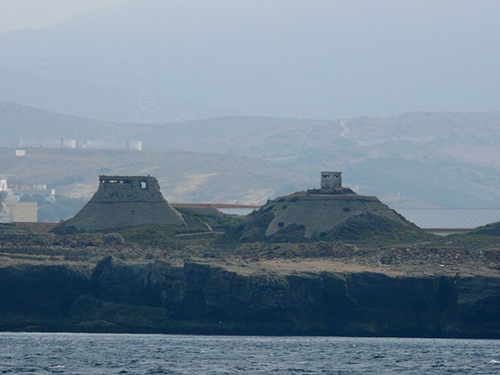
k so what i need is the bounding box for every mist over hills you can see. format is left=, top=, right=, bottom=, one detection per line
left=1, top=0, right=500, bottom=212
left=0, top=0, right=499, bottom=122
left=1, top=101, right=500, bottom=210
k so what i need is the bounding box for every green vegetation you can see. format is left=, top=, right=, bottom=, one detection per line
left=428, top=221, right=500, bottom=249
left=467, top=221, right=500, bottom=237
left=117, top=225, right=185, bottom=248
left=50, top=205, right=248, bottom=255
left=318, top=213, right=433, bottom=245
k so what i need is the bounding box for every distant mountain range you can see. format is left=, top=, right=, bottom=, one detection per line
left=0, top=0, right=499, bottom=122
left=1, top=101, right=500, bottom=209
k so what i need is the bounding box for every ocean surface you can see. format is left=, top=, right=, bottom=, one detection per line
left=1, top=333, right=499, bottom=374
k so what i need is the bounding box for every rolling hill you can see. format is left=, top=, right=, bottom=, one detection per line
left=2, top=102, right=500, bottom=212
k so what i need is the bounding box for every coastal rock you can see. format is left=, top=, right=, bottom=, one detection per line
left=0, top=264, right=91, bottom=331
left=0, top=257, right=498, bottom=337
left=78, top=259, right=500, bottom=337
left=0, top=257, right=500, bottom=338
left=0, top=264, right=91, bottom=313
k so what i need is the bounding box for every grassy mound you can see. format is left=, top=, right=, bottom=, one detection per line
left=227, top=190, right=434, bottom=244
left=317, top=212, right=432, bottom=244
left=467, top=221, right=500, bottom=237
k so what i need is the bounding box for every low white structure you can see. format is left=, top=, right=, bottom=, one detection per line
left=0, top=176, right=55, bottom=205
left=82, top=139, right=142, bottom=151
left=0, top=202, right=37, bottom=223
left=19, top=138, right=76, bottom=149
left=6, top=187, right=56, bottom=204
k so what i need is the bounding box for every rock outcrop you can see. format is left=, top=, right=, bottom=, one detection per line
left=59, top=175, right=185, bottom=231
left=1, top=257, right=499, bottom=338
left=0, top=264, right=91, bottom=331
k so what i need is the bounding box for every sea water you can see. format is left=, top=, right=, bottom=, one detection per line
left=0, top=333, right=499, bottom=374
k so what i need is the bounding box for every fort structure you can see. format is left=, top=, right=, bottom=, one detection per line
left=307, top=171, right=354, bottom=195
left=321, top=171, right=342, bottom=188
left=61, top=175, right=185, bottom=231
left=239, top=172, right=427, bottom=242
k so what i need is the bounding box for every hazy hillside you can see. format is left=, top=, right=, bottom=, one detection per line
left=3, top=101, right=500, bottom=160
left=0, top=147, right=310, bottom=205
left=0, top=101, right=155, bottom=148
left=0, top=0, right=499, bottom=122
left=1, top=102, right=500, bottom=210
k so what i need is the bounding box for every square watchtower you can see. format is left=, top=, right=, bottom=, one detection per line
left=321, top=172, right=342, bottom=189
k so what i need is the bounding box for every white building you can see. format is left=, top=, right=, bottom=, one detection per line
left=0, top=176, right=55, bottom=205
left=82, top=139, right=142, bottom=151
left=0, top=202, right=38, bottom=223
left=4, top=186, right=55, bottom=204
left=1, top=177, right=39, bottom=223
left=19, top=138, right=76, bottom=149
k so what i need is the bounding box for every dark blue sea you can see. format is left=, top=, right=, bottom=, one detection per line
left=1, top=333, right=499, bottom=374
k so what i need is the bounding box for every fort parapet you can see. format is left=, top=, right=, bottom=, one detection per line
left=93, top=175, right=166, bottom=203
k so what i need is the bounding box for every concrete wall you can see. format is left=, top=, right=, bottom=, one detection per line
left=4, top=202, right=38, bottom=222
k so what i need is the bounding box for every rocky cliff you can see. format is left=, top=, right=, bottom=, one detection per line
left=1, top=255, right=499, bottom=338
left=1, top=217, right=499, bottom=338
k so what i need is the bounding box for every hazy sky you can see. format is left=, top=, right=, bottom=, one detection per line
left=1, top=0, right=499, bottom=121
left=0, top=0, right=128, bottom=34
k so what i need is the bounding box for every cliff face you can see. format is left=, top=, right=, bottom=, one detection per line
left=0, top=264, right=92, bottom=330
left=1, top=257, right=499, bottom=338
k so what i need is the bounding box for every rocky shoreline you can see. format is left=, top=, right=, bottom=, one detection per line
left=1, top=236, right=500, bottom=338
left=1, top=181, right=500, bottom=338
